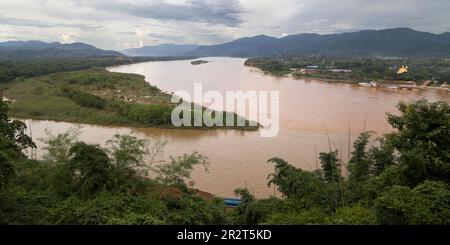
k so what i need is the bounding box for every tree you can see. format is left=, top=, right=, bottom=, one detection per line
left=0, top=152, right=14, bottom=189
left=266, top=158, right=338, bottom=209
left=348, top=132, right=372, bottom=183
left=0, top=100, right=35, bottom=189
left=327, top=205, right=377, bottom=225
left=39, top=127, right=81, bottom=165
left=0, top=100, right=35, bottom=156
left=107, top=134, right=149, bottom=177
left=164, top=193, right=229, bottom=225
left=68, top=142, right=113, bottom=195
left=386, top=100, right=450, bottom=185
left=238, top=197, right=284, bottom=225
left=375, top=181, right=450, bottom=225
left=319, top=150, right=341, bottom=182
left=234, top=188, right=255, bottom=217
left=368, top=138, right=396, bottom=176
left=264, top=208, right=327, bottom=225
left=153, top=152, right=208, bottom=187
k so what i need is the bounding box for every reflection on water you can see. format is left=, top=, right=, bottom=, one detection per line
left=26, top=57, right=449, bottom=198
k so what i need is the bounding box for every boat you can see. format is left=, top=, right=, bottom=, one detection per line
left=385, top=85, right=399, bottom=89
left=358, top=82, right=371, bottom=87
left=223, top=198, right=241, bottom=206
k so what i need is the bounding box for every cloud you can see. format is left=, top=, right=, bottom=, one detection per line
left=1, top=0, right=450, bottom=49
left=0, top=15, right=53, bottom=28
left=60, top=33, right=76, bottom=43
left=280, top=0, right=450, bottom=34
left=81, top=0, right=245, bottom=27
left=0, top=14, right=102, bottom=31
left=116, top=31, right=136, bottom=36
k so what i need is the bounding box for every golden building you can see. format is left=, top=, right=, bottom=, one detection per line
left=397, top=65, right=408, bottom=74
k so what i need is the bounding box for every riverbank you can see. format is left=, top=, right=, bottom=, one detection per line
left=292, top=73, right=450, bottom=92
left=1, top=68, right=258, bottom=131
left=250, top=65, right=450, bottom=92
left=244, top=57, right=450, bottom=91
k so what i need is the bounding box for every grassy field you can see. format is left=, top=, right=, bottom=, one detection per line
left=1, top=68, right=257, bottom=130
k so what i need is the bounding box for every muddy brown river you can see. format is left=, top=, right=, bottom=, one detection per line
left=24, top=57, right=449, bottom=198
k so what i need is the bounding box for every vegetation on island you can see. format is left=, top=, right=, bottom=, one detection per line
left=246, top=56, right=450, bottom=85
left=191, top=60, right=209, bottom=65
left=0, top=99, right=449, bottom=224
left=0, top=56, right=195, bottom=84
left=1, top=68, right=257, bottom=130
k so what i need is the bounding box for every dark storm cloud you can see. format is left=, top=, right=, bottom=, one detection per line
left=0, top=14, right=102, bottom=31
left=147, top=30, right=233, bottom=44
left=100, top=0, right=245, bottom=26
left=0, top=15, right=52, bottom=28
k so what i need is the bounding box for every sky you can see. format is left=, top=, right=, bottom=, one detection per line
left=0, top=0, right=449, bottom=50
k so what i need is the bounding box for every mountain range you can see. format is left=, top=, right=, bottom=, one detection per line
left=186, top=28, right=450, bottom=58
left=1, top=28, right=449, bottom=59
left=0, top=40, right=123, bottom=59
left=121, top=44, right=199, bottom=57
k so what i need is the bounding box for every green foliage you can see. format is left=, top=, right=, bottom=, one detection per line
left=0, top=101, right=35, bottom=155
left=153, top=152, right=208, bottom=187
left=61, top=88, right=106, bottom=109
left=0, top=100, right=227, bottom=225
left=107, top=134, right=148, bottom=175
left=39, top=127, right=80, bottom=165
left=327, top=205, right=377, bottom=225
left=0, top=57, right=191, bottom=84
left=267, top=158, right=340, bottom=210
left=0, top=152, right=14, bottom=189
left=164, top=194, right=230, bottom=225
left=368, top=138, right=396, bottom=176
left=1, top=69, right=175, bottom=128
left=363, top=165, right=408, bottom=204
left=234, top=100, right=450, bottom=225
left=119, top=103, right=172, bottom=125
left=49, top=191, right=167, bottom=225
left=348, top=132, right=372, bottom=183
left=0, top=185, right=55, bottom=224
left=264, top=208, right=327, bottom=225
left=387, top=100, right=450, bottom=185
left=238, top=197, right=284, bottom=225
left=2, top=68, right=257, bottom=130
left=233, top=188, right=255, bottom=217
left=247, top=56, right=450, bottom=84
left=68, top=142, right=113, bottom=196
left=319, top=150, right=342, bottom=182
left=346, top=132, right=375, bottom=201
left=246, top=60, right=292, bottom=75
left=267, top=158, right=323, bottom=199
left=0, top=100, right=35, bottom=189
left=375, top=181, right=450, bottom=224
left=1, top=97, right=450, bottom=225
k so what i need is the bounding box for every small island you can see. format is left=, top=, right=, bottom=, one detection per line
left=191, top=60, right=209, bottom=65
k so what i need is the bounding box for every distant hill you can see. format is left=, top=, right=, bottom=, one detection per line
left=121, top=44, right=200, bottom=57
left=186, top=35, right=278, bottom=57
left=0, top=40, right=123, bottom=59
left=187, top=28, right=450, bottom=58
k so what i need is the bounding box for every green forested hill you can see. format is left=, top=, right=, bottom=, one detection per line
left=188, top=28, right=450, bottom=58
